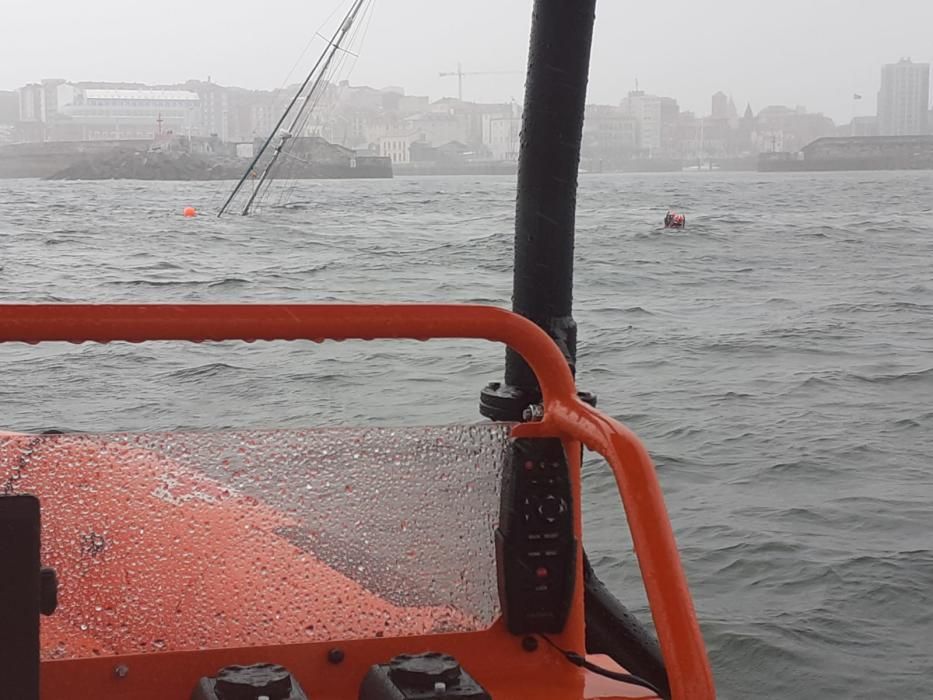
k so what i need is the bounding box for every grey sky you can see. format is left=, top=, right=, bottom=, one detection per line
left=3, top=0, right=931, bottom=122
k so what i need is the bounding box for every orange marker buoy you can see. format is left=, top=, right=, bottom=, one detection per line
left=183, top=206, right=197, bottom=218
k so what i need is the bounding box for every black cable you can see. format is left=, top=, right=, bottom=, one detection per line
left=540, top=635, right=667, bottom=699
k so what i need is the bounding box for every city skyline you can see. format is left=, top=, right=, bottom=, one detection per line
left=2, top=0, right=932, bottom=123
left=7, top=62, right=929, bottom=130
left=12, top=65, right=926, bottom=171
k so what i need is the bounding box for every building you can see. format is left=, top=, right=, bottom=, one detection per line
left=619, top=91, right=679, bottom=157
left=755, top=105, right=835, bottom=153
left=377, top=132, right=423, bottom=164
left=849, top=116, right=879, bottom=137
left=711, top=91, right=729, bottom=119
left=181, top=80, right=230, bottom=141
left=0, top=90, right=16, bottom=143
left=410, top=140, right=472, bottom=164
left=14, top=80, right=205, bottom=142
left=803, top=136, right=933, bottom=166
left=877, top=59, right=930, bottom=136
left=395, top=95, right=430, bottom=116
left=582, top=105, right=638, bottom=166
left=427, top=98, right=512, bottom=150
left=483, top=113, right=521, bottom=161
left=17, top=84, right=43, bottom=123
left=0, top=91, right=17, bottom=124
left=483, top=102, right=522, bottom=161
left=402, top=112, right=468, bottom=147
left=674, top=112, right=732, bottom=162
left=55, top=88, right=200, bottom=141
left=224, top=87, right=290, bottom=143
left=17, top=79, right=69, bottom=126
left=760, top=135, right=933, bottom=170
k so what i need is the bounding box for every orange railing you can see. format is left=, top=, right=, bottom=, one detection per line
left=0, top=303, right=715, bottom=700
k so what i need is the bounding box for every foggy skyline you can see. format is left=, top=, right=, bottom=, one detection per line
left=3, top=0, right=932, bottom=122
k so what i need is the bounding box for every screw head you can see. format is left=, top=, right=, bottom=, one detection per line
left=327, top=647, right=345, bottom=664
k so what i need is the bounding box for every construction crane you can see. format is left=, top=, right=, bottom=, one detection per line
left=438, top=62, right=523, bottom=102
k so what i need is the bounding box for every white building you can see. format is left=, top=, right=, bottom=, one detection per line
left=402, top=112, right=467, bottom=146
left=619, top=90, right=679, bottom=156
left=377, top=132, right=423, bottom=164
left=17, top=84, right=44, bottom=122
left=877, top=59, right=930, bottom=136
left=183, top=81, right=229, bottom=141
left=59, top=89, right=200, bottom=139
left=482, top=113, right=521, bottom=161
left=17, top=79, right=67, bottom=123
left=582, top=105, right=638, bottom=164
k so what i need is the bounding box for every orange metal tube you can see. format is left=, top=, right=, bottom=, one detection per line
left=0, top=303, right=714, bottom=700
left=516, top=400, right=716, bottom=700
left=0, top=304, right=577, bottom=409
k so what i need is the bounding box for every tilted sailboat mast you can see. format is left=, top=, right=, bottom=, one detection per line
left=218, top=0, right=369, bottom=217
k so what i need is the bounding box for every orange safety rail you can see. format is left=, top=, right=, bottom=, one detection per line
left=0, top=303, right=715, bottom=700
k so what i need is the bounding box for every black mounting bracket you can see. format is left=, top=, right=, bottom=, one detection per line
left=0, top=494, right=58, bottom=700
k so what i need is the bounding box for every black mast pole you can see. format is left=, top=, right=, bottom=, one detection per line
left=480, top=3, right=671, bottom=694
left=481, top=0, right=596, bottom=420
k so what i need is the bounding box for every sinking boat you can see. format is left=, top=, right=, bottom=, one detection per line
left=218, top=0, right=376, bottom=216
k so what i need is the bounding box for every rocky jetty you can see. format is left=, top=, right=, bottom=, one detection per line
left=45, top=150, right=244, bottom=180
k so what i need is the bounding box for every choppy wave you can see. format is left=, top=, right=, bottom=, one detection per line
left=2, top=171, right=933, bottom=699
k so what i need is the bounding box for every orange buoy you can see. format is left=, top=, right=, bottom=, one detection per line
left=183, top=206, right=197, bottom=218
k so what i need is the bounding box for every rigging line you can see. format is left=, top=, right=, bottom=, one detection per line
left=286, top=9, right=360, bottom=136
left=223, top=1, right=363, bottom=214
left=323, top=0, right=374, bottom=93
left=284, top=1, right=368, bottom=137
left=250, top=0, right=376, bottom=210
left=313, top=32, right=361, bottom=58
left=218, top=0, right=352, bottom=215
left=354, top=0, right=378, bottom=72
left=231, top=0, right=368, bottom=215
left=274, top=49, right=355, bottom=197
left=293, top=42, right=354, bottom=133
left=255, top=87, right=332, bottom=206
left=218, top=56, right=330, bottom=215
left=248, top=3, right=368, bottom=211
left=289, top=0, right=371, bottom=131
left=279, top=0, right=348, bottom=89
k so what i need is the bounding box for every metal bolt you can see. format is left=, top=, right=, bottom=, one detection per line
left=114, top=664, right=129, bottom=679
left=522, top=636, right=539, bottom=652
left=327, top=647, right=345, bottom=664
